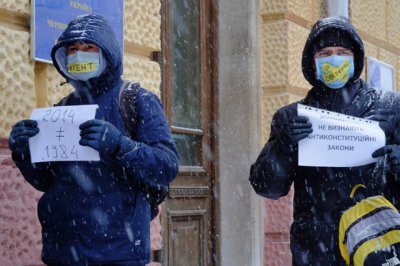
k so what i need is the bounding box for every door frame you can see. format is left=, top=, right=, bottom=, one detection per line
left=160, top=0, right=218, bottom=265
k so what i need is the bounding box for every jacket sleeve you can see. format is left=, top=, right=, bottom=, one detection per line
left=14, top=160, right=53, bottom=192
left=249, top=108, right=298, bottom=199
left=115, top=88, right=179, bottom=190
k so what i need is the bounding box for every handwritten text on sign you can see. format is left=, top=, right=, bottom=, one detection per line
left=297, top=104, right=385, bottom=167
left=29, top=105, right=99, bottom=163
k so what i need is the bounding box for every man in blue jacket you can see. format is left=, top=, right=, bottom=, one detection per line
left=9, top=14, right=179, bottom=266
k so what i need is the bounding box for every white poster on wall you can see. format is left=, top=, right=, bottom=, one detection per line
left=367, top=56, right=395, bottom=91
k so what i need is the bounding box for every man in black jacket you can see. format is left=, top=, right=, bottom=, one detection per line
left=249, top=16, right=400, bottom=265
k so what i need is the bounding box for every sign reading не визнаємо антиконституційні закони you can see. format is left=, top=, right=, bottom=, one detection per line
left=297, top=104, right=385, bottom=167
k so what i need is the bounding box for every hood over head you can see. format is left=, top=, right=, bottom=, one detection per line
left=302, top=16, right=364, bottom=88
left=51, top=14, right=123, bottom=95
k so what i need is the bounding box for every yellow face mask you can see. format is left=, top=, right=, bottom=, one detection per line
left=315, top=55, right=355, bottom=89
left=67, top=51, right=102, bottom=81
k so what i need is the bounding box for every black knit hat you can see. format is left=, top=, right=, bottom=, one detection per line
left=312, top=29, right=355, bottom=54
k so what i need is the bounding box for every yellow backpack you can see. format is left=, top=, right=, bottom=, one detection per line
left=339, top=184, right=400, bottom=266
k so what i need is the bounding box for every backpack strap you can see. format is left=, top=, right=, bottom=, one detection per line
left=118, top=80, right=131, bottom=111
left=118, top=80, right=162, bottom=220
left=118, top=80, right=140, bottom=138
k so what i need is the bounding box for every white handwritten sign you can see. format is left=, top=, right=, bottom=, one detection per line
left=29, top=105, right=100, bottom=163
left=297, top=104, right=385, bottom=167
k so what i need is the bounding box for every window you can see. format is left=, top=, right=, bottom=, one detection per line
left=162, top=0, right=214, bottom=171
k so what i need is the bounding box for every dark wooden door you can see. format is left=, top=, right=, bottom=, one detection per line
left=158, top=1, right=217, bottom=265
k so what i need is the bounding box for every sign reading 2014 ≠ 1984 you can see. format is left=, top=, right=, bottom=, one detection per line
left=29, top=105, right=99, bottom=163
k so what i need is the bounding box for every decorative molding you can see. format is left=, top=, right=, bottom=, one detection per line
left=0, top=8, right=29, bottom=31
left=169, top=186, right=209, bottom=198
left=167, top=209, right=207, bottom=217
left=178, top=166, right=208, bottom=177
left=262, top=85, right=309, bottom=97
left=123, top=42, right=155, bottom=60
left=358, top=30, right=400, bottom=57
left=261, top=12, right=312, bottom=29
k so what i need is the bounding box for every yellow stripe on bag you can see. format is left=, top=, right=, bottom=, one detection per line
left=68, top=62, right=97, bottom=73
left=338, top=196, right=397, bottom=265
left=341, top=196, right=396, bottom=231
left=353, top=230, right=400, bottom=265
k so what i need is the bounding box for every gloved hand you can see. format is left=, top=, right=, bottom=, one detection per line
left=9, top=119, right=39, bottom=161
left=372, top=145, right=400, bottom=174
left=79, top=119, right=124, bottom=159
left=366, top=109, right=400, bottom=143
left=280, top=116, right=313, bottom=147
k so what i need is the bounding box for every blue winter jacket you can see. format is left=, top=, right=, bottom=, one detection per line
left=15, top=14, right=179, bottom=265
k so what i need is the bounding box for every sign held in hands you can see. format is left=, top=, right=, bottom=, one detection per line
left=29, top=105, right=99, bottom=163
left=297, top=104, right=385, bottom=167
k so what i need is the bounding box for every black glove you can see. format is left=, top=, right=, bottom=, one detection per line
left=280, top=116, right=313, bottom=147
left=79, top=119, right=125, bottom=159
left=9, top=119, right=39, bottom=161
left=366, top=109, right=400, bottom=143
left=372, top=145, right=400, bottom=174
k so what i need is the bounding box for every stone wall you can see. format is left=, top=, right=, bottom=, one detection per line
left=0, top=1, right=162, bottom=265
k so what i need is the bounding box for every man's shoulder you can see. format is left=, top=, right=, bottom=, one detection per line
left=375, top=88, right=400, bottom=98
left=373, top=88, right=400, bottom=106
left=121, top=81, right=164, bottom=115
left=122, top=81, right=159, bottom=99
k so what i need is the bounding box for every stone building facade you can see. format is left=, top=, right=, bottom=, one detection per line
left=0, top=0, right=399, bottom=266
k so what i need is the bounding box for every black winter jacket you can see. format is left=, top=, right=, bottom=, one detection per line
left=250, top=80, right=400, bottom=265
left=250, top=16, right=400, bottom=265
